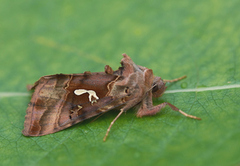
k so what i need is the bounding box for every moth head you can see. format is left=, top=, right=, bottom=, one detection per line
left=151, top=76, right=167, bottom=98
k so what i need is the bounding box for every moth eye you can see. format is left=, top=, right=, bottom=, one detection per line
left=152, top=83, right=159, bottom=92
left=124, top=87, right=130, bottom=94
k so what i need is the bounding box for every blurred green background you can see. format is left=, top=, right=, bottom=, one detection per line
left=0, top=0, right=240, bottom=166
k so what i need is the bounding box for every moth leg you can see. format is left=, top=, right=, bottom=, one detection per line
left=103, top=109, right=124, bottom=142
left=137, top=102, right=201, bottom=120
left=163, top=75, right=186, bottom=83
left=103, top=96, right=147, bottom=142
left=137, top=92, right=201, bottom=120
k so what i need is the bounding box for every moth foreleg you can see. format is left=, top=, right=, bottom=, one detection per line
left=103, top=109, right=124, bottom=142
left=137, top=102, right=201, bottom=120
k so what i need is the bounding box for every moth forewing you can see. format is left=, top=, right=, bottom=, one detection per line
left=22, top=73, right=123, bottom=136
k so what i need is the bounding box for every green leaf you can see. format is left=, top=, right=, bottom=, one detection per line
left=1, top=0, right=240, bottom=166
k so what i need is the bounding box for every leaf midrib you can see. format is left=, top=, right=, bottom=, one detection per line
left=1, top=84, right=240, bottom=98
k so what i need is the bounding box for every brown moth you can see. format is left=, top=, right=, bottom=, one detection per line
left=22, top=54, right=201, bottom=141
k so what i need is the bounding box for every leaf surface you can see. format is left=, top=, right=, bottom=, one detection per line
left=0, top=0, right=240, bottom=166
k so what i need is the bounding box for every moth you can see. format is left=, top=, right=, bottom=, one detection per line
left=22, top=54, right=201, bottom=141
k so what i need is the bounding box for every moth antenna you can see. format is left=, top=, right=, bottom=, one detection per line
left=147, top=84, right=157, bottom=93
left=163, top=75, right=187, bottom=83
